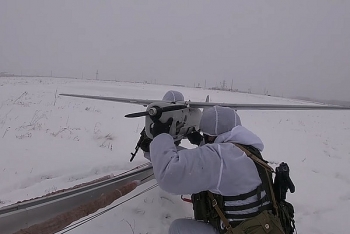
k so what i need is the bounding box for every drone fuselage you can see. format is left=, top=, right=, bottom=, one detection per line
left=145, top=101, right=202, bottom=141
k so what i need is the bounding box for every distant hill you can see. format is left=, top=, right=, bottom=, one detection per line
left=292, top=96, right=350, bottom=107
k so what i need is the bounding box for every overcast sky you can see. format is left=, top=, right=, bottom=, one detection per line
left=1, top=0, right=349, bottom=101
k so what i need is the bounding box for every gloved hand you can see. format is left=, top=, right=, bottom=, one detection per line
left=186, top=130, right=203, bottom=146
left=151, top=118, right=173, bottom=138
left=140, top=136, right=152, bottom=152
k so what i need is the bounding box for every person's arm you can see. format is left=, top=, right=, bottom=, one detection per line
left=143, top=143, right=186, bottom=162
left=150, top=133, right=221, bottom=195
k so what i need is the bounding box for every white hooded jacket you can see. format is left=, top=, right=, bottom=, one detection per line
left=149, top=125, right=264, bottom=197
left=149, top=106, right=270, bottom=221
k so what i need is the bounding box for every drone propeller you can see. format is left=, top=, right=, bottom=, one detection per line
left=125, top=104, right=188, bottom=118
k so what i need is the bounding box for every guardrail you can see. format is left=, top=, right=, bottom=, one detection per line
left=0, top=163, right=154, bottom=234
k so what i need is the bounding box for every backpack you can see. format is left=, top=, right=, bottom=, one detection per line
left=188, top=144, right=296, bottom=234
left=235, top=144, right=296, bottom=234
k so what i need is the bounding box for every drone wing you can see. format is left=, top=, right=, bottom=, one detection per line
left=60, top=93, right=160, bottom=107
left=186, top=101, right=350, bottom=110
left=60, top=93, right=350, bottom=110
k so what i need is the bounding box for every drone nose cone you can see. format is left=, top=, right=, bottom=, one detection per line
left=148, top=107, right=158, bottom=116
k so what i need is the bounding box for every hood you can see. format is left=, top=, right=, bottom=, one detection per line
left=214, top=125, right=264, bottom=151
left=162, top=90, right=184, bottom=102
left=199, top=106, right=241, bottom=136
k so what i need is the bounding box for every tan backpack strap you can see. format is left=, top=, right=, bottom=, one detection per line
left=207, top=191, right=233, bottom=233
left=233, top=143, right=279, bottom=217
left=234, top=144, right=274, bottom=172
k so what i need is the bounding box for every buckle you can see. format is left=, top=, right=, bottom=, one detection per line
left=212, top=199, right=217, bottom=207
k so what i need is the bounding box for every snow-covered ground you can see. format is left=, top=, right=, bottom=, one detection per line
left=1, top=77, right=349, bottom=234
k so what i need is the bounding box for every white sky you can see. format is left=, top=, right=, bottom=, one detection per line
left=1, top=0, right=349, bottom=101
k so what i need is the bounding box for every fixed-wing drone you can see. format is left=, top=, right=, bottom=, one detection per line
left=60, top=93, right=350, bottom=143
